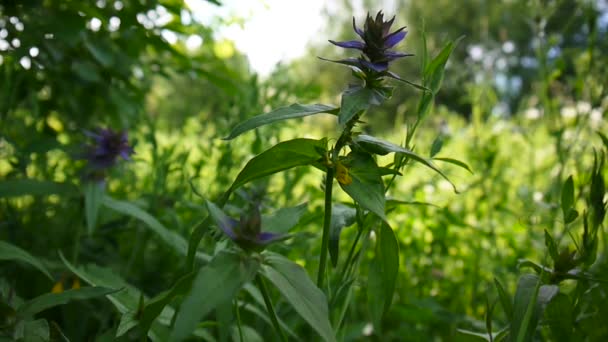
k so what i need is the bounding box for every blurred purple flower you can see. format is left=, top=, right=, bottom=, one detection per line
left=207, top=201, right=287, bottom=251
left=323, top=11, right=412, bottom=73
left=83, top=128, right=134, bottom=170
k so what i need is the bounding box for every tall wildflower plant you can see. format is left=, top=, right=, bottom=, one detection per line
left=51, top=12, right=466, bottom=341
left=112, top=11, right=462, bottom=341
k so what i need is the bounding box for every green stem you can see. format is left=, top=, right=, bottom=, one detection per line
left=339, top=223, right=363, bottom=283
left=256, top=275, right=287, bottom=342
left=235, top=301, right=244, bottom=342
left=317, top=168, right=335, bottom=288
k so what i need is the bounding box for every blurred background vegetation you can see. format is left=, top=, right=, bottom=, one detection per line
left=1, top=0, right=607, bottom=340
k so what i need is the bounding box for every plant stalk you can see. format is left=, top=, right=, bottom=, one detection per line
left=317, top=168, right=335, bottom=288
left=256, top=275, right=287, bottom=342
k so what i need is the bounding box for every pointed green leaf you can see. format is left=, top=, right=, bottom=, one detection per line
left=353, top=134, right=458, bottom=192
left=512, top=274, right=559, bottom=342
left=139, top=272, right=196, bottom=336
left=102, top=196, right=189, bottom=256
left=84, top=181, right=105, bottom=235
left=417, top=36, right=463, bottom=119
left=512, top=274, right=540, bottom=342
left=433, top=157, right=474, bottom=174
left=59, top=253, right=170, bottom=341
left=0, top=241, right=53, bottom=280
left=338, top=86, right=387, bottom=127
left=261, top=252, right=335, bottom=342
left=262, top=203, right=308, bottom=234
left=227, top=138, right=326, bottom=195
left=561, top=176, right=575, bottom=221
left=170, top=251, right=259, bottom=342
left=424, top=36, right=464, bottom=94
left=597, top=131, right=608, bottom=151
left=544, top=229, right=559, bottom=263
left=494, top=278, right=513, bottom=319
left=17, top=287, right=116, bottom=318
left=22, top=319, right=50, bottom=341
left=430, top=136, right=444, bottom=157
left=544, top=293, right=573, bottom=341
left=224, top=104, right=337, bottom=140
left=329, top=204, right=357, bottom=266
left=339, top=152, right=386, bottom=220
left=368, top=223, right=399, bottom=329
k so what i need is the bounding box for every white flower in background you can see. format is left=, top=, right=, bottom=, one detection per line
left=524, top=107, right=542, bottom=120
left=533, top=191, right=544, bottom=203
left=560, top=106, right=577, bottom=120
left=590, top=108, right=603, bottom=128
left=576, top=101, right=591, bottom=114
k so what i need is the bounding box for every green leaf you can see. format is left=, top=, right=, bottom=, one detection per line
left=0, top=179, right=77, bottom=198
left=544, top=230, right=559, bottom=264
left=353, top=134, right=458, bottom=192
left=116, top=311, right=139, bottom=338
left=511, top=274, right=559, bottom=342
left=224, top=104, right=337, bottom=140
left=544, top=293, right=572, bottom=342
left=561, top=176, right=575, bottom=223
left=84, top=38, right=114, bottom=68
left=429, top=136, right=444, bottom=157
left=102, top=196, right=189, bottom=256
left=433, top=157, right=474, bottom=174
left=368, top=223, right=399, bottom=329
left=170, top=251, right=259, bottom=342
left=423, top=36, right=464, bottom=94
left=457, top=327, right=510, bottom=342
left=84, top=182, right=105, bottom=235
left=494, top=278, right=513, bottom=319
left=227, top=138, right=326, bottom=196
left=59, top=253, right=170, bottom=341
left=22, top=319, right=50, bottom=342
left=0, top=241, right=53, bottom=280
left=186, top=216, right=211, bottom=272
left=338, top=86, right=386, bottom=127
left=139, top=272, right=196, bottom=336
left=261, top=252, right=335, bottom=342
left=262, top=202, right=308, bottom=234
left=329, top=204, right=357, bottom=266
left=339, top=152, right=386, bottom=220
left=17, top=287, right=115, bottom=318
left=417, top=36, right=463, bottom=119
left=597, top=131, right=608, bottom=151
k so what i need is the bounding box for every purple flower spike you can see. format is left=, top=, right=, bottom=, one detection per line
left=322, top=11, right=413, bottom=79
left=84, top=128, right=134, bottom=170
left=329, top=40, right=366, bottom=50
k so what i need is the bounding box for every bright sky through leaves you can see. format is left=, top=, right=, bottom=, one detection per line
left=186, top=0, right=325, bottom=76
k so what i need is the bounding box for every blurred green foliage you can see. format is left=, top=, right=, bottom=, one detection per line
left=1, top=0, right=607, bottom=341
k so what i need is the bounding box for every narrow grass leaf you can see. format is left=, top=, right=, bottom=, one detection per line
left=84, top=181, right=105, bottom=235
left=102, top=196, right=189, bottom=256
